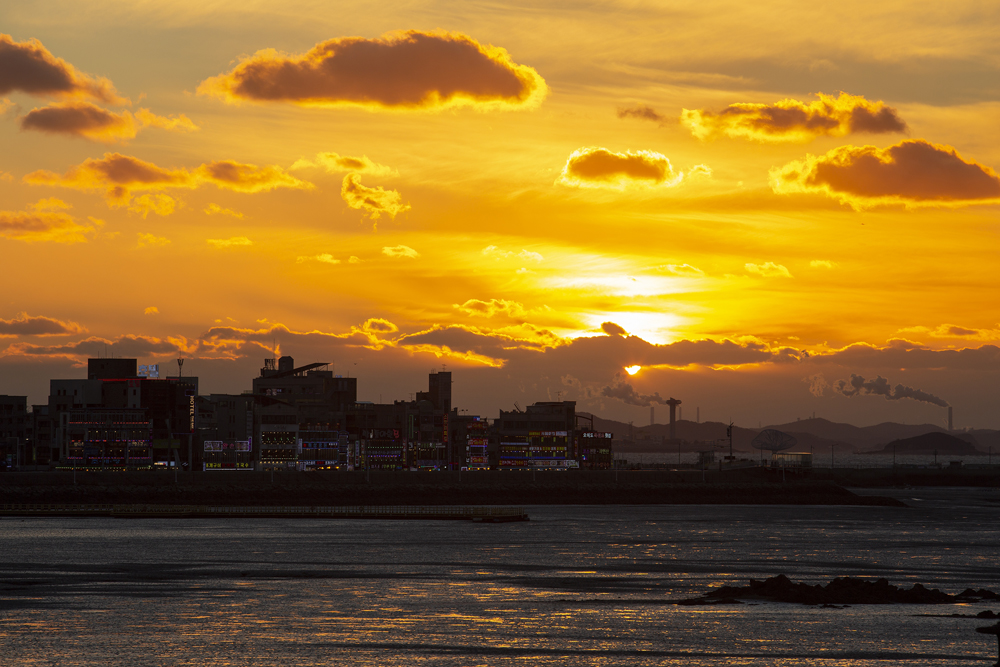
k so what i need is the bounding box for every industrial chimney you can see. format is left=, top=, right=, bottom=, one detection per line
left=948, top=406, right=953, bottom=431
left=666, top=398, right=682, bottom=442
left=650, top=406, right=654, bottom=426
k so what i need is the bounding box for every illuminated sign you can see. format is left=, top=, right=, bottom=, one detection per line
left=528, top=431, right=568, bottom=437
left=137, top=364, right=159, bottom=378
left=582, top=432, right=614, bottom=439
left=369, top=429, right=401, bottom=439
left=204, top=440, right=251, bottom=452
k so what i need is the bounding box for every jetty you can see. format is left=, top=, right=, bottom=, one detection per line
left=0, top=503, right=529, bottom=522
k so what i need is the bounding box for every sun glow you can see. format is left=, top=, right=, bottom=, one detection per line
left=624, top=365, right=641, bottom=375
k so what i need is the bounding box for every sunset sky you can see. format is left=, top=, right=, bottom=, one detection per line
left=2, top=1, right=999, bottom=429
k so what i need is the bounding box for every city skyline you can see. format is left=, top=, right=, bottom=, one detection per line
left=2, top=2, right=999, bottom=429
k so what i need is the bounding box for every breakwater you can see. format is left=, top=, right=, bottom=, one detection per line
left=0, top=503, right=528, bottom=522
left=0, top=470, right=905, bottom=506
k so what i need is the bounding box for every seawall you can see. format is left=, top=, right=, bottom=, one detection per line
left=0, top=470, right=905, bottom=506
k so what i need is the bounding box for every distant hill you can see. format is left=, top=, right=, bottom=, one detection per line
left=578, top=413, right=998, bottom=454
left=871, top=431, right=981, bottom=455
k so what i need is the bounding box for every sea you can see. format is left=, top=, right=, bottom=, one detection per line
left=1, top=488, right=999, bottom=666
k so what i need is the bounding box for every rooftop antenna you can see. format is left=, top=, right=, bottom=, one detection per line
left=177, top=358, right=184, bottom=378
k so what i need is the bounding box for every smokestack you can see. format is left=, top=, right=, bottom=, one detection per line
left=696, top=407, right=700, bottom=423
left=650, top=406, right=655, bottom=426
left=948, top=406, right=953, bottom=431
left=666, top=398, right=682, bottom=442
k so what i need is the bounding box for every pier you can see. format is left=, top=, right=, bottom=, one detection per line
left=0, top=503, right=529, bottom=522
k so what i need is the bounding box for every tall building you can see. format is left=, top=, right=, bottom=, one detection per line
left=252, top=356, right=357, bottom=470
left=46, top=359, right=198, bottom=469
left=497, top=401, right=578, bottom=469
left=0, top=395, right=27, bottom=470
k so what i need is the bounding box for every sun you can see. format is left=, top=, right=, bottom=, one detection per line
left=624, top=365, right=641, bottom=375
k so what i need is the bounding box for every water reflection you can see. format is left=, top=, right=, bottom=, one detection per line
left=0, top=499, right=998, bottom=665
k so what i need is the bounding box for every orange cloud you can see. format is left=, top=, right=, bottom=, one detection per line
left=616, top=104, right=667, bottom=124
left=0, top=312, right=85, bottom=337
left=0, top=34, right=125, bottom=103
left=382, top=245, right=419, bottom=258
left=341, top=173, right=409, bottom=221
left=128, top=193, right=176, bottom=218
left=291, top=152, right=395, bottom=176
left=136, top=232, right=170, bottom=248
left=19, top=102, right=197, bottom=142
left=204, top=203, right=243, bottom=218
left=455, top=299, right=526, bottom=318
left=682, top=93, right=907, bottom=142
left=198, top=30, right=546, bottom=111
left=558, top=147, right=708, bottom=190
left=0, top=198, right=97, bottom=243
left=207, top=236, right=253, bottom=248
left=771, top=139, right=1000, bottom=207
left=25, top=153, right=311, bottom=206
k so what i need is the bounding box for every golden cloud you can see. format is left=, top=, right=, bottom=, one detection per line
left=382, top=245, right=419, bottom=258
left=291, top=151, right=395, bottom=176
left=19, top=102, right=197, bottom=142
left=204, top=203, right=243, bottom=218
left=341, top=173, right=409, bottom=220
left=0, top=198, right=97, bottom=243
left=617, top=104, right=667, bottom=124
left=746, top=262, right=792, bottom=278
left=0, top=34, right=125, bottom=103
left=24, top=152, right=312, bottom=206
left=0, top=312, right=86, bottom=337
left=771, top=139, right=1000, bottom=207
left=296, top=253, right=340, bottom=264
left=198, top=30, right=546, bottom=111
left=558, top=147, right=708, bottom=190
left=136, top=232, right=170, bottom=248
left=681, top=93, right=907, bottom=142
left=207, top=236, right=252, bottom=248
left=144, top=306, right=159, bottom=315
left=455, top=298, right=526, bottom=318
left=128, top=193, right=176, bottom=218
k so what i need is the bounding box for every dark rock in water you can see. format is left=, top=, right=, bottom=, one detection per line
left=691, top=574, right=997, bottom=605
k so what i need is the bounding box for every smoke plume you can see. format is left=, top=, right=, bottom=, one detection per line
left=833, top=373, right=949, bottom=407
left=601, top=375, right=665, bottom=406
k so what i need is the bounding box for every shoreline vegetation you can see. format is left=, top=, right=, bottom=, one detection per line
left=0, top=473, right=906, bottom=507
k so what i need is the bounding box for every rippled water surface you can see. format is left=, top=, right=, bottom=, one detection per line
left=2, top=488, right=999, bottom=665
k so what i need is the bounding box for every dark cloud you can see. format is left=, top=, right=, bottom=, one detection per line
left=773, top=139, right=1000, bottom=205
left=19, top=103, right=196, bottom=142
left=682, top=93, right=906, bottom=142
left=0, top=198, right=97, bottom=243
left=833, top=373, right=949, bottom=407
left=198, top=30, right=546, bottom=111
left=0, top=34, right=124, bottom=103
left=25, top=153, right=310, bottom=206
left=811, top=340, right=1000, bottom=371
left=616, top=104, right=667, bottom=123
left=558, top=147, right=695, bottom=189
left=601, top=321, right=628, bottom=336
left=0, top=313, right=85, bottom=337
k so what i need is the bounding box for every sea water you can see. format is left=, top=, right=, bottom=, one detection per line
left=1, top=487, right=998, bottom=666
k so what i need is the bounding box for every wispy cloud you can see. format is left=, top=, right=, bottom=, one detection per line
left=682, top=93, right=907, bottom=142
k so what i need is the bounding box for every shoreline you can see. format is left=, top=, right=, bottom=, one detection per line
left=0, top=473, right=906, bottom=507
